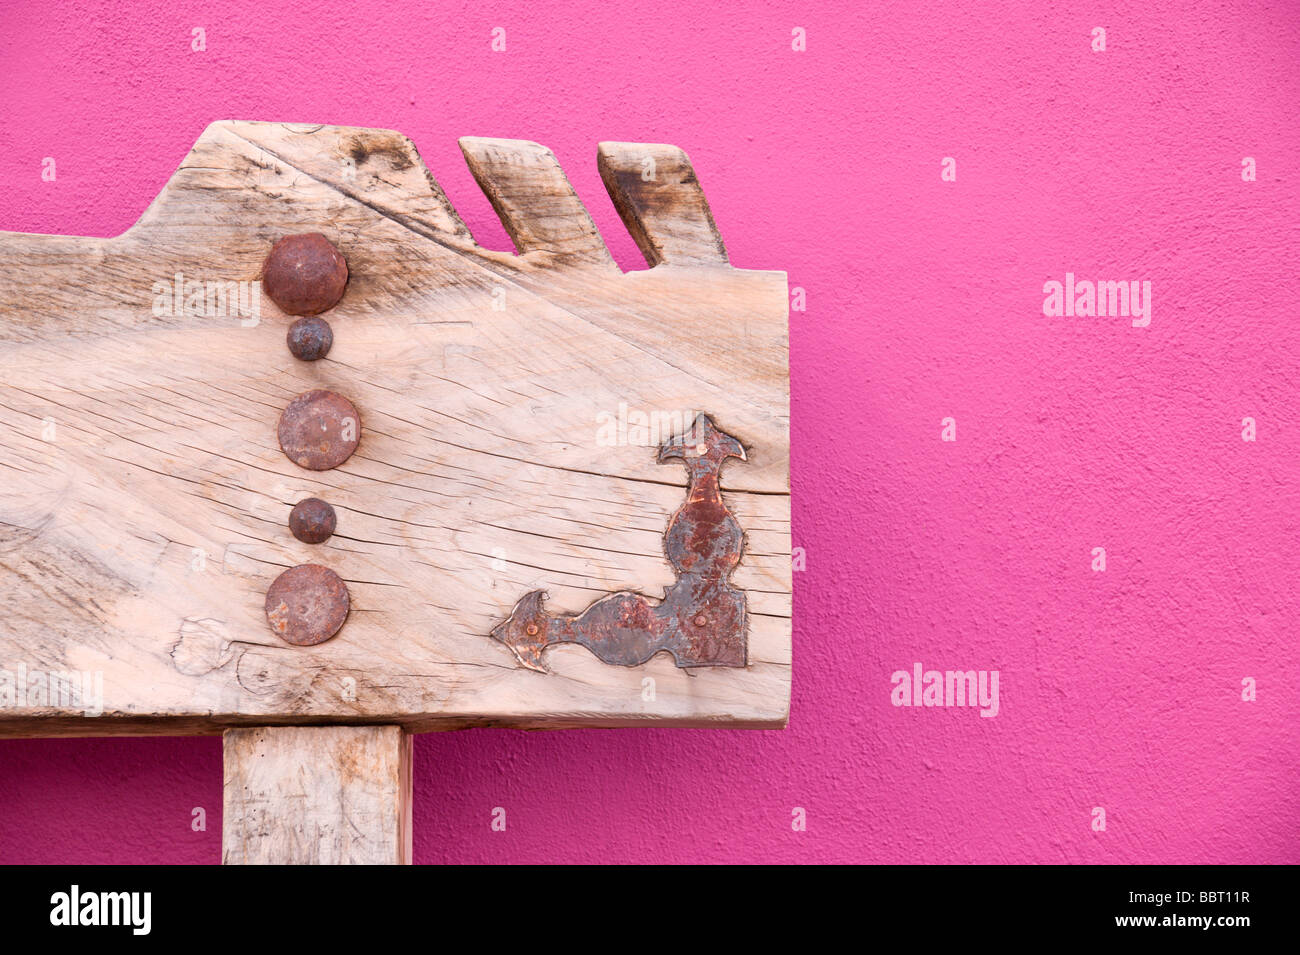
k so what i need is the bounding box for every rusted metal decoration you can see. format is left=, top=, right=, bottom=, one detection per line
left=265, top=563, right=351, bottom=646
left=289, top=497, right=337, bottom=543
left=491, top=413, right=748, bottom=671
left=276, top=389, right=361, bottom=470
left=261, top=233, right=349, bottom=316
left=286, top=315, right=334, bottom=361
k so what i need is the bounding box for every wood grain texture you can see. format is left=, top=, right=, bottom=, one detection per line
left=222, top=725, right=412, bottom=864
left=0, top=121, right=790, bottom=737
left=460, top=137, right=614, bottom=267
left=597, top=142, right=729, bottom=267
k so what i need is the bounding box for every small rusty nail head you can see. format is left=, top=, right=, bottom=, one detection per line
left=262, top=233, right=349, bottom=316
left=287, top=315, right=333, bottom=361
left=277, top=389, right=361, bottom=471
left=265, top=563, right=350, bottom=646
left=289, top=497, right=337, bottom=544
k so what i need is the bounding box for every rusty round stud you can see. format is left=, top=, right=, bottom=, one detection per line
left=525, top=623, right=539, bottom=637
left=262, top=233, right=348, bottom=316
left=264, top=563, right=350, bottom=646
left=289, top=497, right=337, bottom=544
left=693, top=613, right=708, bottom=627
left=277, top=389, right=361, bottom=471
left=286, top=315, right=333, bottom=361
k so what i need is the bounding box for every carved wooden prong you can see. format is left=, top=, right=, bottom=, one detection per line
left=597, top=142, right=729, bottom=268
left=460, top=137, right=615, bottom=268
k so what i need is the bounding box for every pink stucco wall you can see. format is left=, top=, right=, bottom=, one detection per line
left=1, top=0, right=1297, bottom=864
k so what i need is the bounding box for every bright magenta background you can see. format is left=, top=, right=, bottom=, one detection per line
left=2, top=1, right=1298, bottom=864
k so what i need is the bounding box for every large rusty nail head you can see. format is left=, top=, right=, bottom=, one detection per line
left=262, top=233, right=349, bottom=316
left=265, top=563, right=350, bottom=646
left=277, top=389, right=361, bottom=471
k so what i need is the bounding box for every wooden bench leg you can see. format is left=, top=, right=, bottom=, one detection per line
left=222, top=726, right=412, bottom=865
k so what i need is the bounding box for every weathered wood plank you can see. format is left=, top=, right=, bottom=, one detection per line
left=0, top=121, right=790, bottom=737
left=222, top=725, right=412, bottom=865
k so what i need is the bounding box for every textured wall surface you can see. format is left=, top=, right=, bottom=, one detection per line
left=1, top=0, right=1297, bottom=864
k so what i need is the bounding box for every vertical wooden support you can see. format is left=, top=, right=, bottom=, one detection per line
left=222, top=726, right=413, bottom=865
